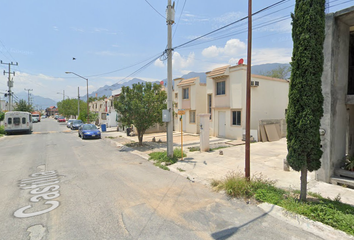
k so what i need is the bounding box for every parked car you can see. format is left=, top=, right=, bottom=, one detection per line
left=66, top=119, right=75, bottom=128
left=71, top=120, right=83, bottom=130
left=57, top=116, right=66, bottom=122
left=54, top=115, right=59, bottom=120
left=78, top=124, right=101, bottom=139
left=32, top=117, right=39, bottom=123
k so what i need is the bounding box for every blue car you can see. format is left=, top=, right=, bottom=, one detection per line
left=78, top=124, right=101, bottom=139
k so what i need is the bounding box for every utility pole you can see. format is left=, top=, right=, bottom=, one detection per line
left=78, top=87, right=80, bottom=118
left=24, top=88, right=33, bottom=105
left=245, top=0, right=252, bottom=180
left=166, top=0, right=175, bottom=157
left=1, top=61, right=18, bottom=111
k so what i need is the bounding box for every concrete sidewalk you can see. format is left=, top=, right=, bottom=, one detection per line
left=102, top=127, right=354, bottom=207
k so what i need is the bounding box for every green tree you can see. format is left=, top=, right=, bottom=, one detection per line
left=259, top=65, right=291, bottom=79
left=57, top=99, right=86, bottom=118
left=14, top=99, right=34, bottom=113
left=114, top=82, right=167, bottom=145
left=286, top=0, right=325, bottom=201
left=0, top=111, right=4, bottom=122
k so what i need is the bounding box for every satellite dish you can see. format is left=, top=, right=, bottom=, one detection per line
left=238, top=58, right=244, bottom=65
left=160, top=81, right=164, bottom=85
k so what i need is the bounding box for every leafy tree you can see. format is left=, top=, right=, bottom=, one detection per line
left=286, top=0, right=325, bottom=201
left=259, top=65, right=291, bottom=79
left=57, top=99, right=86, bottom=118
left=114, top=82, right=167, bottom=145
left=0, top=111, right=4, bottom=122
left=14, top=99, right=34, bottom=113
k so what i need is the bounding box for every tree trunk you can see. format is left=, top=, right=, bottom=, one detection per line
left=138, top=130, right=143, bottom=146
left=300, top=165, right=307, bottom=202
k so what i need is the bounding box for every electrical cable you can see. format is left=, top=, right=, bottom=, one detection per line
left=172, top=0, right=187, bottom=39
left=173, top=0, right=289, bottom=50
left=144, top=0, right=166, bottom=19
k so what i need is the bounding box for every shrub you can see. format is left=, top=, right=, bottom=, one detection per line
left=0, top=125, right=5, bottom=135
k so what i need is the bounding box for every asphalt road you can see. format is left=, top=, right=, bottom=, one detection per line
left=0, top=118, right=322, bottom=240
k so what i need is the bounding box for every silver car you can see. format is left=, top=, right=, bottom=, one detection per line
left=67, top=119, right=75, bottom=128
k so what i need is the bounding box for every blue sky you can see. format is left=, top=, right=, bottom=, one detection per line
left=0, top=0, right=352, bottom=102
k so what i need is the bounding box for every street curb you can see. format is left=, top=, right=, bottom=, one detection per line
left=258, top=203, right=354, bottom=240
left=103, top=137, right=150, bottom=160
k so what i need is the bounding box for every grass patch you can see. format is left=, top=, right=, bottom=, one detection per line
left=177, top=168, right=185, bottom=172
left=188, top=146, right=200, bottom=152
left=210, top=146, right=230, bottom=151
left=211, top=172, right=354, bottom=236
left=0, top=125, right=4, bottom=136
left=105, top=136, right=117, bottom=139
left=148, top=148, right=186, bottom=170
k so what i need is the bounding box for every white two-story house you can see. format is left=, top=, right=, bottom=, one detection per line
left=206, top=64, right=289, bottom=140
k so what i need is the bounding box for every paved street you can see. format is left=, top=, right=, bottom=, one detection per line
left=0, top=118, right=322, bottom=240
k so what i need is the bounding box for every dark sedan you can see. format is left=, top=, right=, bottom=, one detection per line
left=78, top=124, right=101, bottom=139
left=71, top=120, right=83, bottom=130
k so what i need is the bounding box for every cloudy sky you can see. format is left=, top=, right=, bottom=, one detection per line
left=0, top=0, right=352, bottom=102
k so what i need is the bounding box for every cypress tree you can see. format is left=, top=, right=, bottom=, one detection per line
left=287, top=0, right=325, bottom=201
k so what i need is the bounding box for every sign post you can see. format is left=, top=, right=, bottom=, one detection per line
left=178, top=109, right=185, bottom=160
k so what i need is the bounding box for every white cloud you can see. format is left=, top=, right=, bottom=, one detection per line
left=53, top=26, right=59, bottom=31
left=154, top=58, right=165, bottom=68
left=202, top=39, right=246, bottom=58
left=172, top=52, right=195, bottom=70
left=252, top=48, right=292, bottom=65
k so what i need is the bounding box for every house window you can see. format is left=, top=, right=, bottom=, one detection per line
left=190, top=111, right=196, bottom=123
left=175, top=93, right=178, bottom=98
left=208, top=94, right=212, bottom=120
left=174, top=102, right=178, bottom=108
left=232, top=110, right=241, bottom=126
left=216, top=81, right=225, bottom=95
left=101, top=113, right=107, bottom=120
left=183, top=88, right=189, bottom=99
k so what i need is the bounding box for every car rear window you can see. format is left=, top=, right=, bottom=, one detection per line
left=8, top=118, right=12, bottom=124
left=22, top=117, right=26, bottom=124
left=14, top=117, right=20, bottom=125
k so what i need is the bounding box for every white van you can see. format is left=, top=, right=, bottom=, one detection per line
left=4, top=111, right=33, bottom=134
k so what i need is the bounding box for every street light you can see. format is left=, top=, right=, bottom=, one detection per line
left=65, top=72, right=89, bottom=123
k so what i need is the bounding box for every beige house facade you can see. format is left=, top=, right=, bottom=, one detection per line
left=206, top=64, right=289, bottom=140
left=173, top=77, right=206, bottom=134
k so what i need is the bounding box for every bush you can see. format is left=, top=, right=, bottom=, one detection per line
left=0, top=125, right=5, bottom=135
left=211, top=172, right=275, bottom=199
left=148, top=148, right=187, bottom=170
left=211, top=172, right=354, bottom=236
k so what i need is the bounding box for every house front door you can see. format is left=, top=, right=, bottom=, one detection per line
left=218, top=111, right=226, bottom=137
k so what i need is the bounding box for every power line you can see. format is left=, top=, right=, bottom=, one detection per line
left=173, top=0, right=289, bottom=50
left=144, top=0, right=166, bottom=19
left=173, top=0, right=187, bottom=38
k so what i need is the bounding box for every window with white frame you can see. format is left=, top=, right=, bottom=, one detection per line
left=190, top=111, right=196, bottom=123
left=232, top=110, right=241, bottom=126
left=216, top=81, right=225, bottom=95
left=183, top=88, right=189, bottom=99
left=208, top=94, right=212, bottom=120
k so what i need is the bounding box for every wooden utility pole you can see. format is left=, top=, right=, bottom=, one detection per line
left=245, top=0, right=252, bottom=180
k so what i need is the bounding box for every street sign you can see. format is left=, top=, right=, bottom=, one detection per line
left=178, top=109, right=185, bottom=115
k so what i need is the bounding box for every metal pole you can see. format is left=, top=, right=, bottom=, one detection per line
left=166, top=0, right=174, bottom=157
left=245, top=0, right=252, bottom=180
left=181, top=116, right=183, bottom=161
left=78, top=87, right=80, bottom=119
left=87, top=79, right=89, bottom=123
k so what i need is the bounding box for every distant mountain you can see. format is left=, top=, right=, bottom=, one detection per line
left=84, top=63, right=291, bottom=99
left=15, top=92, right=57, bottom=110
left=251, top=63, right=291, bottom=78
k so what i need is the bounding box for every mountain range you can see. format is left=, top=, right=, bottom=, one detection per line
left=14, top=63, right=290, bottom=109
